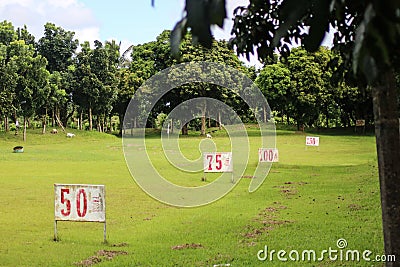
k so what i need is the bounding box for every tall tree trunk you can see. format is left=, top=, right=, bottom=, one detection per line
left=263, top=106, right=267, bottom=123
left=23, top=116, right=27, bottom=142
left=201, top=101, right=206, bottom=136
left=201, top=115, right=206, bottom=136
left=79, top=111, right=83, bottom=130
left=4, top=116, right=9, bottom=132
left=218, top=111, right=222, bottom=130
left=89, top=107, right=93, bottom=131
left=372, top=68, right=400, bottom=264
left=52, top=109, right=55, bottom=127
left=325, top=110, right=329, bottom=128
left=182, top=122, right=188, bottom=135
left=109, top=114, right=113, bottom=133
left=118, top=113, right=123, bottom=136
left=131, top=118, right=134, bottom=136
left=42, top=108, right=47, bottom=134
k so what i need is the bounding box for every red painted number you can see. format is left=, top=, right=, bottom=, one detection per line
left=215, top=154, right=222, bottom=170
left=59, top=188, right=88, bottom=218
left=261, top=150, right=276, bottom=162
left=60, top=188, right=71, bottom=216
left=76, top=189, right=88, bottom=217
left=207, top=154, right=222, bottom=170
left=269, top=150, right=273, bottom=161
left=207, top=155, right=213, bottom=170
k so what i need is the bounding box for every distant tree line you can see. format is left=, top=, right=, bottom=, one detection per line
left=0, top=20, right=381, bottom=140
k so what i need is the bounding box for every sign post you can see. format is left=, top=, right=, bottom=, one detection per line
left=54, top=184, right=106, bottom=242
left=203, top=152, right=233, bottom=183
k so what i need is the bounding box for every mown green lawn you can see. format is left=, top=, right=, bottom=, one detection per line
left=0, top=127, right=383, bottom=266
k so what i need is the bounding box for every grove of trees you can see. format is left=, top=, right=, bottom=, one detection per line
left=0, top=20, right=378, bottom=141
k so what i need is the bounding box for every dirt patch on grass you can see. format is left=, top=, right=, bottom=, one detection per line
left=74, top=250, right=128, bottom=266
left=348, top=203, right=362, bottom=211
left=111, top=242, right=128, bottom=247
left=240, top=204, right=293, bottom=246
left=171, top=243, right=204, bottom=250
left=284, top=181, right=309, bottom=185
left=241, top=175, right=255, bottom=179
left=197, top=253, right=235, bottom=266
left=274, top=181, right=309, bottom=198
left=280, top=188, right=298, bottom=195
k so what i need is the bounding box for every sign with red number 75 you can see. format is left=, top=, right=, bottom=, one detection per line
left=203, top=152, right=233, bottom=173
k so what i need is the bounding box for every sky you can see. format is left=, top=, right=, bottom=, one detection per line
left=0, top=1, right=249, bottom=52
left=0, top=0, right=332, bottom=67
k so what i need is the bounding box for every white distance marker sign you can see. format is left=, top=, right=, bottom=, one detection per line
left=258, top=148, right=279, bottom=162
left=203, top=152, right=233, bottom=173
left=306, top=136, right=320, bottom=147
left=54, top=184, right=105, bottom=222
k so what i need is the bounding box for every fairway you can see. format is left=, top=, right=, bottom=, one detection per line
left=0, top=127, right=382, bottom=266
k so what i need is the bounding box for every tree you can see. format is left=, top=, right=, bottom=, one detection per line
left=37, top=23, right=78, bottom=73
left=172, top=0, right=400, bottom=261
left=0, top=43, right=17, bottom=130
left=256, top=62, right=291, bottom=124
left=72, top=40, right=119, bottom=131
left=91, top=40, right=119, bottom=132
left=73, top=41, right=99, bottom=131
left=8, top=40, right=49, bottom=141
left=0, top=21, right=18, bottom=131
left=0, top=21, right=17, bottom=45
left=127, top=30, right=249, bottom=135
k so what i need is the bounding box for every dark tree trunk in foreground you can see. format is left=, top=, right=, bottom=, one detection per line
left=372, top=68, right=400, bottom=264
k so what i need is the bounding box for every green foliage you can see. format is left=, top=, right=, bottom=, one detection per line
left=0, top=20, right=17, bottom=45
left=171, top=0, right=226, bottom=58
left=256, top=47, right=373, bottom=128
left=155, top=112, right=167, bottom=129
left=37, top=22, right=78, bottom=73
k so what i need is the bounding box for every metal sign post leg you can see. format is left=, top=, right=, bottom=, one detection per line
left=54, top=220, right=58, bottom=241
left=103, top=222, right=107, bottom=244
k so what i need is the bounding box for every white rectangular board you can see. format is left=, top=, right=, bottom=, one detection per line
left=203, top=152, right=233, bottom=173
left=306, top=136, right=320, bottom=147
left=258, top=148, right=279, bottom=162
left=54, top=184, right=105, bottom=222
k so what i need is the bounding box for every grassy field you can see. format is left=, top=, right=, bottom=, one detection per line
left=0, top=126, right=383, bottom=266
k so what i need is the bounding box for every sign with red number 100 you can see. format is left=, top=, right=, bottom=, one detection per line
left=54, top=184, right=105, bottom=222
left=203, top=152, right=233, bottom=173
left=258, top=148, right=279, bottom=162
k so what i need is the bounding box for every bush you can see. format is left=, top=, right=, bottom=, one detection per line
left=155, top=113, right=167, bottom=129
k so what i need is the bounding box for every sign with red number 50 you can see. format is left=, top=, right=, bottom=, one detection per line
left=54, top=184, right=105, bottom=222
left=306, top=136, right=320, bottom=147
left=258, top=148, right=279, bottom=162
left=203, top=152, right=233, bottom=173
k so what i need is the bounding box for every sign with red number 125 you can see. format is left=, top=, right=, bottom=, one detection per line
left=54, top=184, right=105, bottom=222
left=306, top=136, right=320, bottom=146
left=203, top=152, right=233, bottom=173
left=258, top=148, right=279, bottom=162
